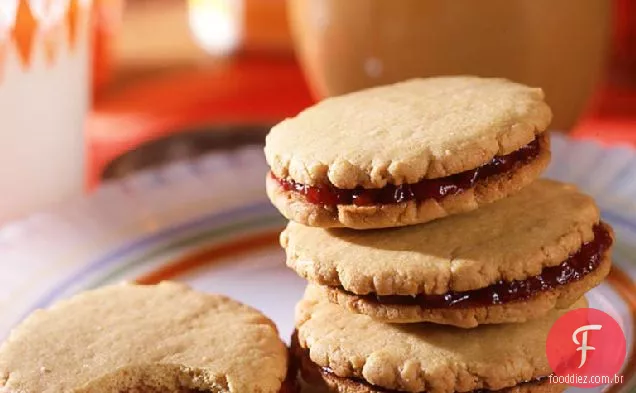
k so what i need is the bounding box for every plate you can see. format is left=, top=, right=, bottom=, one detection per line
left=1, top=134, right=635, bottom=392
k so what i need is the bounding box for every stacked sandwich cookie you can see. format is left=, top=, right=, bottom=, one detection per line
left=292, top=286, right=586, bottom=393
left=265, top=77, right=614, bottom=393
left=282, top=181, right=612, bottom=328
left=266, top=77, right=551, bottom=230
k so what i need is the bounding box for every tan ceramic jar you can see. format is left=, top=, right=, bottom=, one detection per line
left=288, top=0, right=610, bottom=130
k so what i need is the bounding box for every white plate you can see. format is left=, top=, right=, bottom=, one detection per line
left=0, top=134, right=634, bottom=392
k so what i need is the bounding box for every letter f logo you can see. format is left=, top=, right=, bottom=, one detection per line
left=572, top=324, right=603, bottom=368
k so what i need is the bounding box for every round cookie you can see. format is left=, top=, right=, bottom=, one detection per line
left=282, top=179, right=613, bottom=327
left=293, top=285, right=577, bottom=393
left=265, top=76, right=552, bottom=229
left=0, top=282, right=289, bottom=393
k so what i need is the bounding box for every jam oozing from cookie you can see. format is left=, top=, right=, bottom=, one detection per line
left=290, top=332, right=548, bottom=393
left=345, top=223, right=612, bottom=308
left=275, top=137, right=542, bottom=206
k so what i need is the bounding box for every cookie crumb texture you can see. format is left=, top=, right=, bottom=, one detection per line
left=265, top=76, right=552, bottom=189
left=0, top=282, right=288, bottom=393
left=295, top=286, right=585, bottom=393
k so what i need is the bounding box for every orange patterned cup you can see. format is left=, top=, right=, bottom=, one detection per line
left=0, top=0, right=92, bottom=222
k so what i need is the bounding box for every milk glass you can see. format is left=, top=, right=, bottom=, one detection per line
left=0, top=0, right=91, bottom=222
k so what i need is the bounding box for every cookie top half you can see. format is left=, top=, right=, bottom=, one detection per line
left=265, top=76, right=551, bottom=188
left=0, top=282, right=288, bottom=393
left=295, top=285, right=585, bottom=393
left=282, top=179, right=600, bottom=295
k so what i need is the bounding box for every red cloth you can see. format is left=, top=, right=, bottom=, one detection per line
left=572, top=85, right=636, bottom=146
left=88, top=56, right=313, bottom=188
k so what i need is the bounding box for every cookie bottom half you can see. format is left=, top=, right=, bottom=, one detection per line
left=266, top=135, right=550, bottom=229
left=290, top=333, right=565, bottom=393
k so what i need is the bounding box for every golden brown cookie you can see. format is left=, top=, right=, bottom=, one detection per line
left=291, top=333, right=564, bottom=393
left=0, top=282, right=288, bottom=393
left=265, top=77, right=552, bottom=229
left=293, top=285, right=580, bottom=393
left=282, top=180, right=613, bottom=327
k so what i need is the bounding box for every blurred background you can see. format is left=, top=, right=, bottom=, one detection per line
left=1, top=0, right=636, bottom=222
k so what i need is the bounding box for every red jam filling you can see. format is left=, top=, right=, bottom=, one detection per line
left=344, top=223, right=612, bottom=309
left=290, top=332, right=546, bottom=393
left=275, top=138, right=542, bottom=206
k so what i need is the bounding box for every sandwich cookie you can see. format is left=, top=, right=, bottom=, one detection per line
left=282, top=180, right=612, bottom=327
left=265, top=77, right=552, bottom=229
left=292, top=285, right=576, bottom=393
left=0, top=282, right=291, bottom=393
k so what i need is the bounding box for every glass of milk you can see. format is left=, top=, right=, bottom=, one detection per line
left=0, top=0, right=91, bottom=222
